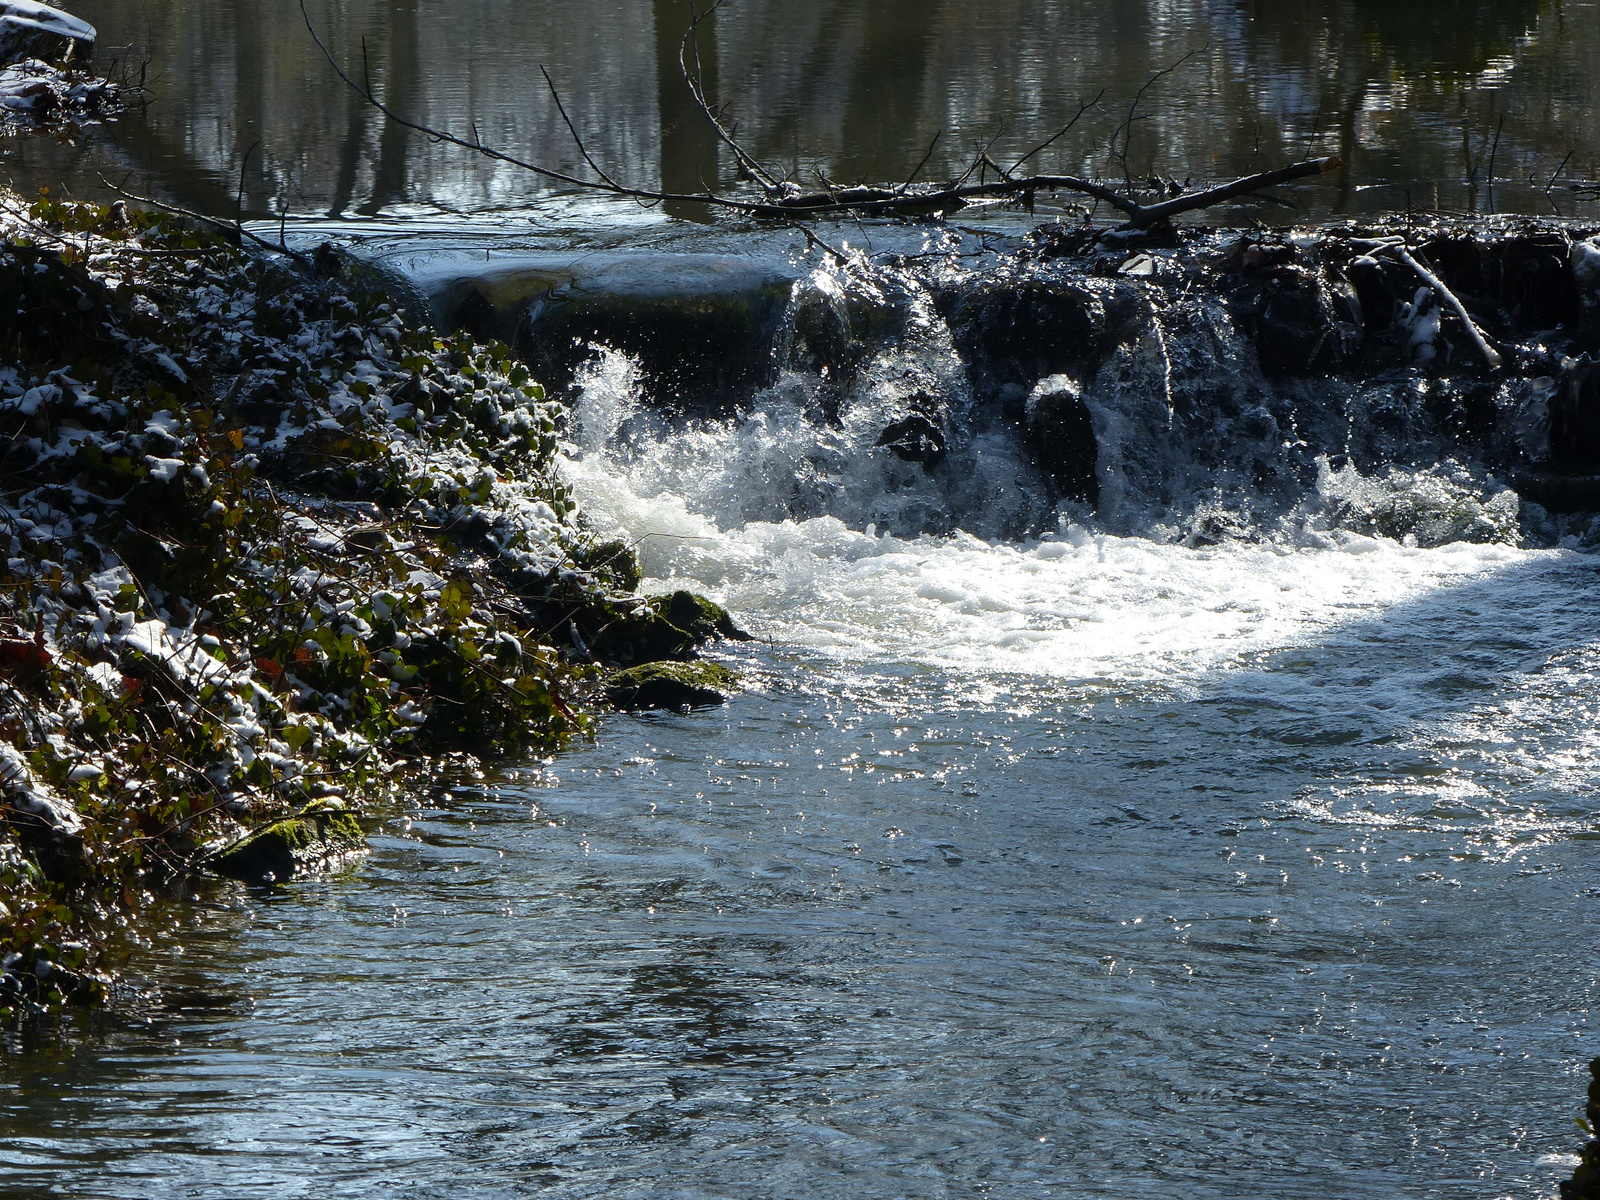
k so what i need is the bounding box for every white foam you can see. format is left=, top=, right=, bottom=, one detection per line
left=560, top=342, right=1565, bottom=686
left=566, top=442, right=1545, bottom=682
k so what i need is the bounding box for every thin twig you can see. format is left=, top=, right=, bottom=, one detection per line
left=539, top=64, right=621, bottom=190
left=1548, top=149, right=1575, bottom=193
left=1009, top=90, right=1103, bottom=176
left=236, top=139, right=261, bottom=227
left=1110, top=47, right=1206, bottom=187
left=897, top=130, right=942, bottom=197
left=679, top=0, right=781, bottom=192
left=98, top=173, right=309, bottom=265
left=1487, top=112, right=1506, bottom=213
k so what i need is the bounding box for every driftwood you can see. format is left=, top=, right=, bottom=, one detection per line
left=1357, top=235, right=1503, bottom=370
left=1394, top=245, right=1503, bottom=370
left=299, top=0, right=1338, bottom=229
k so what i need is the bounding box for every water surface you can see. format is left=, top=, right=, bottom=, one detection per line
left=9, top=0, right=1600, bottom=220
left=4, top=494, right=1598, bottom=1198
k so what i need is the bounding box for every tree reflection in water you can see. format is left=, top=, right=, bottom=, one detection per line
left=3, top=0, right=1580, bottom=219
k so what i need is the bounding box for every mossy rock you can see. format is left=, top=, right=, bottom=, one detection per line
left=567, top=589, right=748, bottom=666
left=566, top=538, right=643, bottom=592
left=207, top=798, right=366, bottom=886
left=648, top=590, right=752, bottom=643
left=604, top=661, right=738, bottom=710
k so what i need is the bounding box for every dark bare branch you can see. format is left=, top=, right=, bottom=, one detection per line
left=1009, top=90, right=1103, bottom=177
left=679, top=0, right=782, bottom=192
left=1127, top=156, right=1340, bottom=227
left=540, top=64, right=622, bottom=190
left=300, top=1, right=1336, bottom=229
left=897, top=129, right=942, bottom=197
left=1109, top=47, right=1206, bottom=187
left=98, top=173, right=310, bottom=265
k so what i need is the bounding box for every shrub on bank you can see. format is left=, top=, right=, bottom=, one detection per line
left=0, top=191, right=726, bottom=1016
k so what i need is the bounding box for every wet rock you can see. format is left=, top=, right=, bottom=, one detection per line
left=207, top=798, right=365, bottom=886
left=1514, top=470, right=1600, bottom=513
left=0, top=2, right=93, bottom=66
left=566, top=538, right=643, bottom=592
left=652, top=589, right=751, bottom=644
left=542, top=587, right=748, bottom=667
left=1574, top=239, right=1600, bottom=347
left=783, top=270, right=912, bottom=397
left=1229, top=261, right=1362, bottom=377
left=1418, top=230, right=1577, bottom=336
left=939, top=274, right=1129, bottom=403
left=604, top=660, right=738, bottom=710
left=1024, top=374, right=1098, bottom=503
left=1547, top=354, right=1600, bottom=472
left=875, top=412, right=947, bottom=470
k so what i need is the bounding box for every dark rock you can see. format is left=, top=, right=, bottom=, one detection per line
left=578, top=601, right=696, bottom=665
left=1024, top=374, right=1098, bottom=503
left=1574, top=240, right=1600, bottom=346
left=567, top=538, right=643, bottom=592
left=207, top=798, right=365, bottom=886
left=1548, top=354, right=1600, bottom=472
left=875, top=413, right=947, bottom=470
left=1230, top=263, right=1362, bottom=377
left=604, top=661, right=738, bottom=710
left=940, top=275, right=1126, bottom=402
left=653, top=590, right=751, bottom=643
left=1513, top=471, right=1600, bottom=513
left=538, top=588, right=748, bottom=667
left=1417, top=231, right=1577, bottom=335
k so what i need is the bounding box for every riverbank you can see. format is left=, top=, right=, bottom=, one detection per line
left=0, top=191, right=740, bottom=1016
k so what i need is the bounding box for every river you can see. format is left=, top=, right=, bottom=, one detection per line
left=3, top=3, right=1600, bottom=1198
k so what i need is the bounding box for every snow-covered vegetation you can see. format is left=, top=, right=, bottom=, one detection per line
left=0, top=191, right=723, bottom=1015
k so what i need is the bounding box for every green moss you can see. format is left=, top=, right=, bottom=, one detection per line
left=604, top=660, right=739, bottom=710
left=648, top=590, right=751, bottom=643
left=564, top=537, right=643, bottom=592
left=207, top=799, right=366, bottom=886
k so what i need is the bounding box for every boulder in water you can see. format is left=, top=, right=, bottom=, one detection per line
left=0, top=2, right=93, bottom=65
left=207, top=798, right=365, bottom=886
left=1227, top=254, right=1362, bottom=377
left=939, top=274, right=1125, bottom=402
left=1547, top=353, right=1600, bottom=472
left=875, top=412, right=947, bottom=470
left=604, top=660, right=738, bottom=710
left=1024, top=374, right=1098, bottom=504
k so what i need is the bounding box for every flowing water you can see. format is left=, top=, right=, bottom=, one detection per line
left=6, top=3, right=1600, bottom=1197
left=6, top=327, right=1600, bottom=1196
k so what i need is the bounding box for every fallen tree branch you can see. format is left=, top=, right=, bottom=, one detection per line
left=1359, top=236, right=1503, bottom=370
left=1393, top=244, right=1503, bottom=369
left=680, top=0, right=783, bottom=193
left=1009, top=90, right=1104, bottom=177
left=299, top=0, right=1338, bottom=229
left=98, top=173, right=310, bottom=265
left=748, top=156, right=1340, bottom=225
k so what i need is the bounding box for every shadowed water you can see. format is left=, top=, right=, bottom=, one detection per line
left=9, top=0, right=1600, bottom=220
